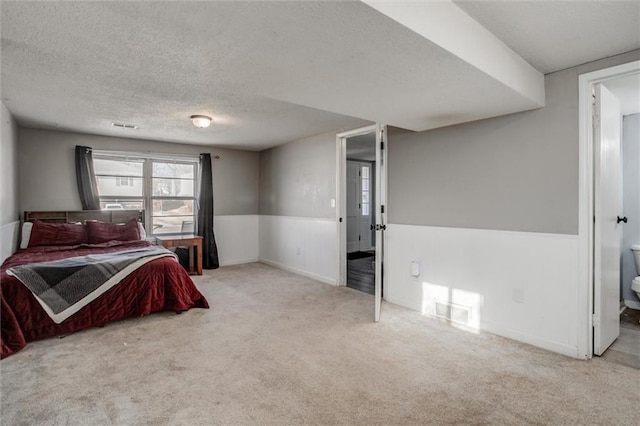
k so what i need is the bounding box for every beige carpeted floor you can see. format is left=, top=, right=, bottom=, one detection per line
left=1, top=263, right=637, bottom=425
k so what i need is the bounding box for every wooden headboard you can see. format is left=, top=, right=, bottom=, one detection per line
left=24, top=210, right=145, bottom=226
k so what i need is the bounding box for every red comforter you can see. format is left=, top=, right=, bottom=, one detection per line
left=1, top=240, right=209, bottom=358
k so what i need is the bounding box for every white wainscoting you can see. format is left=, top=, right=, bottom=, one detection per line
left=214, top=215, right=259, bottom=266
left=385, top=224, right=581, bottom=358
left=259, top=215, right=338, bottom=285
left=0, top=221, right=20, bottom=264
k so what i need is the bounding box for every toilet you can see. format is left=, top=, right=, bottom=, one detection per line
left=632, top=245, right=640, bottom=302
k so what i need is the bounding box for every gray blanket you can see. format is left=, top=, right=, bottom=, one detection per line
left=7, top=246, right=176, bottom=324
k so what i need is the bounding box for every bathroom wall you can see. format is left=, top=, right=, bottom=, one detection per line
left=622, top=113, right=640, bottom=308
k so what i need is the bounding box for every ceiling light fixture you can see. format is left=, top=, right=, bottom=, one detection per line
left=190, top=115, right=212, bottom=128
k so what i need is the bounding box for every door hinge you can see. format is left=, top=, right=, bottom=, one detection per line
left=592, top=314, right=600, bottom=327
left=358, top=235, right=361, bottom=241
left=381, top=205, right=385, bottom=214
left=380, top=141, right=385, bottom=151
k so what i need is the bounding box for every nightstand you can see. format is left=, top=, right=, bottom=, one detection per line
left=156, top=235, right=203, bottom=275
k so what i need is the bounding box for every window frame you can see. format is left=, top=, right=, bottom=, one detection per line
left=361, top=164, right=371, bottom=217
left=93, top=152, right=199, bottom=236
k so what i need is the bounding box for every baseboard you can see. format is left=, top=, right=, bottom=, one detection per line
left=259, top=258, right=337, bottom=286
left=384, top=294, right=582, bottom=359
left=624, top=299, right=640, bottom=310
left=220, top=258, right=259, bottom=267
left=479, top=319, right=583, bottom=359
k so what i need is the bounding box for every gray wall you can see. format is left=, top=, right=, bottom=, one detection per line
left=19, top=128, right=259, bottom=216
left=388, top=50, right=640, bottom=235
left=259, top=131, right=336, bottom=219
left=0, top=102, right=19, bottom=225
left=622, top=113, right=640, bottom=303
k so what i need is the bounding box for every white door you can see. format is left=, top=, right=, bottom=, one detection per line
left=593, top=84, right=622, bottom=356
left=359, top=164, right=373, bottom=251
left=374, top=124, right=387, bottom=322
left=346, top=162, right=360, bottom=253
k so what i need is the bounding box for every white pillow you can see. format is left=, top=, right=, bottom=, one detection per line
left=20, top=222, right=33, bottom=249
left=138, top=222, right=146, bottom=240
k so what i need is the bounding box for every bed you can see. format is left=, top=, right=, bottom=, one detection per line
left=1, top=210, right=209, bottom=359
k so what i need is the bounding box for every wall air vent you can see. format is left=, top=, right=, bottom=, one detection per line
left=111, top=122, right=138, bottom=130
left=434, top=300, right=471, bottom=326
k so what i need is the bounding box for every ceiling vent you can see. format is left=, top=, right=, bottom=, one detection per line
left=111, top=122, right=138, bottom=130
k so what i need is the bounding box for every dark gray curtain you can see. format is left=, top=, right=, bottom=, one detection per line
left=197, top=153, right=220, bottom=269
left=75, top=145, right=100, bottom=210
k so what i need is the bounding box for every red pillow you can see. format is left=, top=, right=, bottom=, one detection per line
left=86, top=219, right=140, bottom=244
left=28, top=220, right=88, bottom=247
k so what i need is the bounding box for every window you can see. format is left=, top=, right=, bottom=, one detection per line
left=94, top=154, right=198, bottom=235
left=151, top=161, right=196, bottom=235
left=361, top=165, right=370, bottom=216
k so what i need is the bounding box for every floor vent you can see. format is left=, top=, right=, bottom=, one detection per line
left=434, top=300, right=471, bottom=326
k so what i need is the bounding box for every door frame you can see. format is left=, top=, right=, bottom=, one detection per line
left=336, top=124, right=377, bottom=287
left=578, top=60, right=640, bottom=359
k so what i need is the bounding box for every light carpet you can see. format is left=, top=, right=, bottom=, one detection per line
left=0, top=262, right=636, bottom=425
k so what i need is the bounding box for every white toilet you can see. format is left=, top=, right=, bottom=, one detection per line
left=632, top=245, right=640, bottom=302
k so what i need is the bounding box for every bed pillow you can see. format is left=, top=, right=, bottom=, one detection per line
left=87, top=218, right=140, bottom=244
left=137, top=222, right=147, bottom=240
left=20, top=221, right=33, bottom=249
left=28, top=220, right=89, bottom=247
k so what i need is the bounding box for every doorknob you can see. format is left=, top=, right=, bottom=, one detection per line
left=617, top=216, right=628, bottom=224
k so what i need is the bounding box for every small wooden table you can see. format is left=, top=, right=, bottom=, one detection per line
left=156, top=235, right=203, bottom=275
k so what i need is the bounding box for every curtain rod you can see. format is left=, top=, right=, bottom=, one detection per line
left=90, top=148, right=220, bottom=160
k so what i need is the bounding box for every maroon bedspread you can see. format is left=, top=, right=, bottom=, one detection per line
left=1, top=240, right=208, bottom=359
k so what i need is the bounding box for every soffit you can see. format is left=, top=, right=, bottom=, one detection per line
left=455, top=0, right=640, bottom=74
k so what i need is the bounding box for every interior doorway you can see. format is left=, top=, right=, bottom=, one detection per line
left=579, top=60, right=640, bottom=366
left=337, top=123, right=387, bottom=322
left=346, top=134, right=377, bottom=295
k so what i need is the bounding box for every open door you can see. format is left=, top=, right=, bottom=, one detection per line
left=374, top=124, right=387, bottom=322
left=593, top=83, right=622, bottom=355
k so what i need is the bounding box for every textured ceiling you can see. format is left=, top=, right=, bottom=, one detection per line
left=1, top=1, right=638, bottom=151
left=455, top=0, right=640, bottom=74
left=1, top=1, right=372, bottom=150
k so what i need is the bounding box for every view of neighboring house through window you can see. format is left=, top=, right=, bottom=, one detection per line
left=93, top=153, right=198, bottom=235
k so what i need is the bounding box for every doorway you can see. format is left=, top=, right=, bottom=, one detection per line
left=346, top=135, right=376, bottom=295
left=579, top=60, right=640, bottom=365
left=337, top=124, right=387, bottom=322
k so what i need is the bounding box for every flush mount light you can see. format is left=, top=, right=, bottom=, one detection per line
left=190, top=115, right=212, bottom=128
